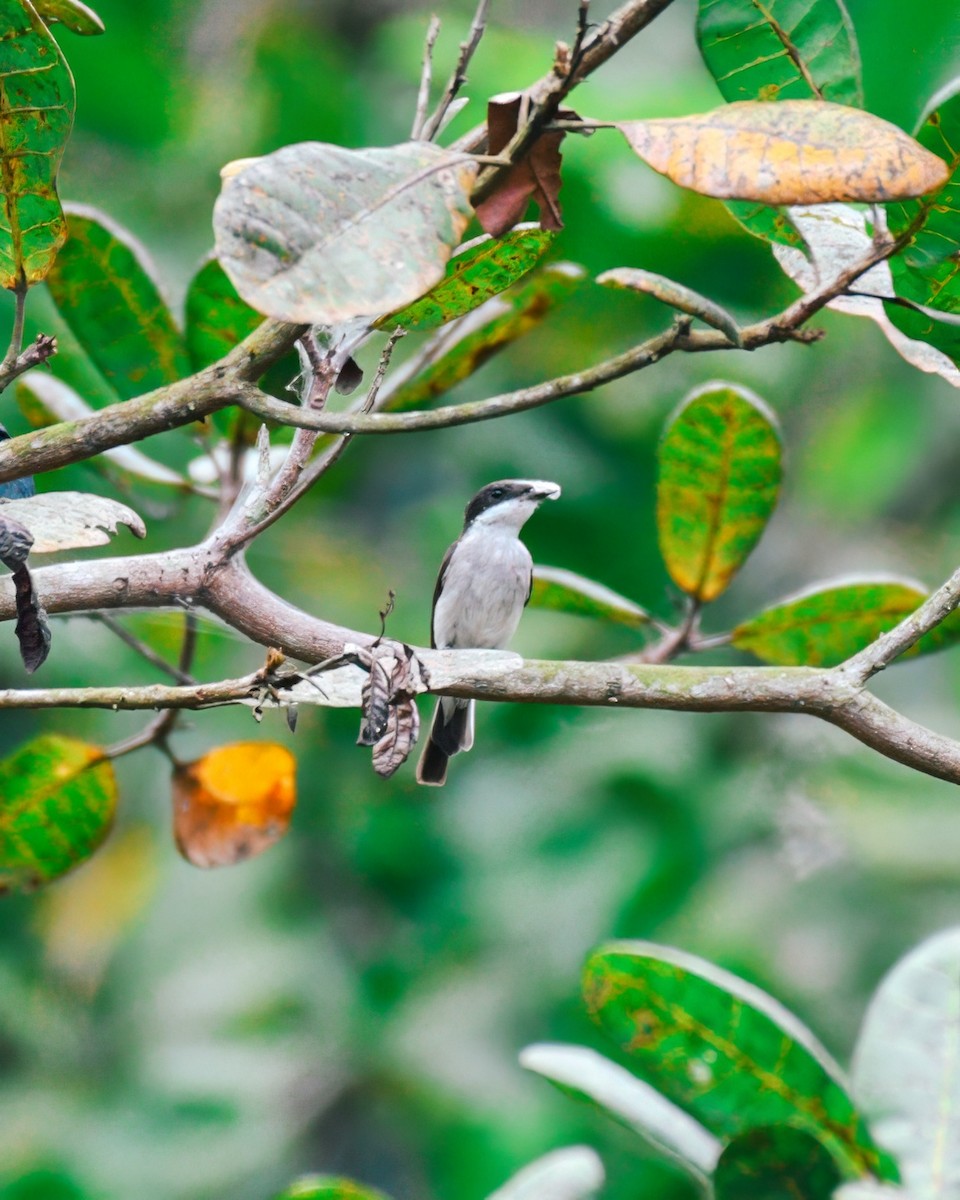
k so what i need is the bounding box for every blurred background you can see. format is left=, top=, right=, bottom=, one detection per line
left=2, top=0, right=960, bottom=1197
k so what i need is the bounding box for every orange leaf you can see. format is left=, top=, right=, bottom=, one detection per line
left=619, top=100, right=950, bottom=205
left=172, top=741, right=296, bottom=869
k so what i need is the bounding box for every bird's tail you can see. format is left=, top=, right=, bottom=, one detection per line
left=416, top=697, right=475, bottom=787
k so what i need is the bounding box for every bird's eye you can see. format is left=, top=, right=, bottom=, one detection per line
left=490, top=487, right=505, bottom=500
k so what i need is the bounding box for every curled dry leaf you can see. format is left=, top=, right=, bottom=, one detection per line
left=0, top=491, right=147, bottom=552
left=0, top=509, right=50, bottom=672
left=475, top=93, right=565, bottom=237
left=353, top=641, right=427, bottom=778
left=172, top=741, right=297, bottom=869
left=619, top=100, right=949, bottom=206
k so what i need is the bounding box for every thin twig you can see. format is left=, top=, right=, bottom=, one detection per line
left=1, top=281, right=27, bottom=376
left=412, top=15, right=442, bottom=140
left=0, top=332, right=57, bottom=394
left=362, top=327, right=407, bottom=412
left=421, top=0, right=489, bottom=141
left=91, top=612, right=197, bottom=684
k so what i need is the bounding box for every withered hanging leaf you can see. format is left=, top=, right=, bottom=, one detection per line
left=358, top=650, right=394, bottom=746
left=475, top=93, right=565, bottom=237
left=172, top=741, right=297, bottom=869
left=0, top=491, right=146, bottom=552
left=13, top=563, right=50, bottom=673
left=372, top=697, right=420, bottom=779
left=618, top=101, right=949, bottom=206
left=0, top=509, right=49, bottom=672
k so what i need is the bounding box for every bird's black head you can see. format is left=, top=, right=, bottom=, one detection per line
left=463, top=479, right=561, bottom=529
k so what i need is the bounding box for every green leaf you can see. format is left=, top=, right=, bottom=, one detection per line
left=383, top=263, right=584, bottom=411
left=657, top=382, right=782, bottom=603
left=0, top=734, right=117, bottom=892
left=885, top=79, right=960, bottom=363
left=16, top=372, right=189, bottom=487
left=33, top=0, right=105, bottom=34
left=0, top=0, right=75, bottom=289
left=697, top=0, right=862, bottom=245
left=697, top=0, right=863, bottom=107
left=213, top=140, right=477, bottom=325
left=184, top=255, right=265, bottom=371
left=529, top=566, right=649, bottom=630
left=852, top=927, right=960, bottom=1197
left=379, top=224, right=555, bottom=333
left=272, top=1178, right=391, bottom=1200
left=520, top=1042, right=720, bottom=1182
left=583, top=941, right=895, bottom=1178
left=45, top=204, right=191, bottom=399
left=714, top=1127, right=845, bottom=1200
left=732, top=579, right=960, bottom=667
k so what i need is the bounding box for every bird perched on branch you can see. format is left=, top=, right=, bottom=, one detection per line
left=416, top=478, right=561, bottom=786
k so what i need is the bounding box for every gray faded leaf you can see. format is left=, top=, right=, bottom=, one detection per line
left=0, top=491, right=146, bottom=552
left=17, top=373, right=189, bottom=486
left=520, top=1043, right=720, bottom=1182
left=484, top=1147, right=605, bottom=1200
left=773, top=204, right=960, bottom=388
left=852, top=927, right=960, bottom=1198
left=213, top=140, right=477, bottom=324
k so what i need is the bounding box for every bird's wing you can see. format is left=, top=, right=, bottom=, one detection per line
left=430, top=539, right=458, bottom=648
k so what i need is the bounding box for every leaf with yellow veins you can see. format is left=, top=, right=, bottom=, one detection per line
left=619, top=101, right=949, bottom=206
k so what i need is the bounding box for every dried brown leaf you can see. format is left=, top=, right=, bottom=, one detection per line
left=475, top=93, right=565, bottom=237
left=619, top=100, right=949, bottom=206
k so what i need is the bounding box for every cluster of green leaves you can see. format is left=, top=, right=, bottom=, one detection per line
left=530, top=380, right=960, bottom=667
left=521, top=928, right=960, bottom=1199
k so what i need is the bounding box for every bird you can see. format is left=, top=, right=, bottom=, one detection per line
left=416, top=478, right=561, bottom=786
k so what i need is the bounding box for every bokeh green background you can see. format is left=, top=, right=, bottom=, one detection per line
left=2, top=1, right=960, bottom=1197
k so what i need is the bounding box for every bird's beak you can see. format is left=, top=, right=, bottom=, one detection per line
left=527, top=480, right=561, bottom=501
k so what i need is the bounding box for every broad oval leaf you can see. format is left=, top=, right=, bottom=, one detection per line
left=172, top=741, right=297, bottom=869
left=0, top=490, right=146, bottom=552
left=583, top=940, right=894, bottom=1178
left=0, top=0, right=75, bottom=288
left=714, top=1126, right=844, bottom=1200
left=529, top=566, right=649, bottom=629
left=657, top=382, right=781, bottom=603
left=17, top=373, right=190, bottom=486
left=33, top=0, right=104, bottom=34
left=852, top=927, right=960, bottom=1198
left=732, top=579, right=960, bottom=667
left=379, top=224, right=555, bottom=332
left=382, top=263, right=584, bottom=411
left=598, top=267, right=741, bottom=344
left=697, top=0, right=862, bottom=107
left=273, top=1178, right=391, bottom=1200
left=520, top=1042, right=720, bottom=1181
left=213, top=140, right=477, bottom=325
left=45, top=205, right=190, bottom=398
left=619, top=101, right=949, bottom=206
left=485, top=1148, right=604, bottom=1200
left=0, top=734, right=116, bottom=892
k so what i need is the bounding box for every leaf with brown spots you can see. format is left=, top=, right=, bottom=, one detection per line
left=172, top=742, right=297, bottom=869
left=618, top=101, right=949, bottom=206
left=474, top=93, right=565, bottom=237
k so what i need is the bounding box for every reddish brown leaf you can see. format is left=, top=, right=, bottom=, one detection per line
left=475, top=93, right=565, bottom=236
left=172, top=741, right=296, bottom=869
left=619, top=100, right=950, bottom=205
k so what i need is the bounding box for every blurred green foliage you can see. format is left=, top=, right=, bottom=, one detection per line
left=2, top=1, right=960, bottom=1199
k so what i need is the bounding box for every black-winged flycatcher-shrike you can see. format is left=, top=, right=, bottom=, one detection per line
left=416, top=479, right=561, bottom=786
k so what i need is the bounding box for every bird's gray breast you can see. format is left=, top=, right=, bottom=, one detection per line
left=433, top=528, right=533, bottom=649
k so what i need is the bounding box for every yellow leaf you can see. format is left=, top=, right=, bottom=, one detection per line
left=619, top=100, right=949, bottom=205
left=172, top=741, right=296, bottom=869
